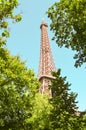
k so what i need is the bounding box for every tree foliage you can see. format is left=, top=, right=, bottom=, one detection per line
left=0, top=48, right=39, bottom=130
left=47, top=0, right=86, bottom=67
left=25, top=93, right=52, bottom=130
left=0, top=0, right=22, bottom=46
left=49, top=69, right=86, bottom=130
left=0, top=1, right=40, bottom=129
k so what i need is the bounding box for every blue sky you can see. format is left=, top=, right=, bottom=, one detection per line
left=7, top=0, right=86, bottom=111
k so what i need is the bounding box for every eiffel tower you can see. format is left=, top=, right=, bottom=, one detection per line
left=38, top=20, right=56, bottom=95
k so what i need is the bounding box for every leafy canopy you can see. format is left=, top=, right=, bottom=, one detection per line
left=49, top=69, right=86, bottom=130
left=47, top=0, right=86, bottom=67
left=0, top=0, right=22, bottom=46
left=26, top=93, right=52, bottom=130
left=0, top=48, right=39, bottom=130
left=0, top=0, right=39, bottom=129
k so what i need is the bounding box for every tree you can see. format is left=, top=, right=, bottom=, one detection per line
left=0, top=0, right=22, bottom=46
left=49, top=69, right=86, bottom=130
left=0, top=49, right=39, bottom=130
left=25, top=93, right=52, bottom=130
left=47, top=0, right=86, bottom=67
left=0, top=1, right=40, bottom=129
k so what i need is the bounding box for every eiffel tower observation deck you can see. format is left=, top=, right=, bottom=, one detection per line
left=38, top=20, right=56, bottom=95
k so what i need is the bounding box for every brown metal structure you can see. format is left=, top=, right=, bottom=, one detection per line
left=38, top=20, right=56, bottom=95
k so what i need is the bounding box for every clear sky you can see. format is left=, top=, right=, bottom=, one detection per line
left=7, top=0, right=86, bottom=111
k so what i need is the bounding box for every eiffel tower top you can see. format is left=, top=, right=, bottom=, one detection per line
left=40, top=19, right=48, bottom=28
left=38, top=20, right=56, bottom=81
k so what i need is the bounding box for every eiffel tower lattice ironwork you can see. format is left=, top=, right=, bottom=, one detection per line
left=38, top=20, right=56, bottom=95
